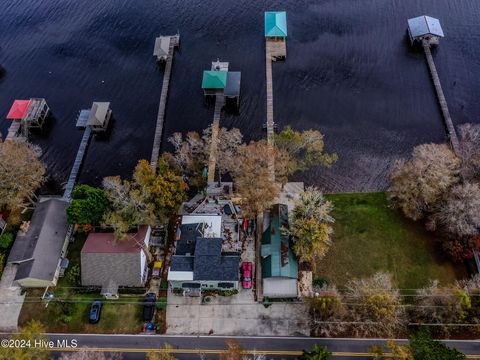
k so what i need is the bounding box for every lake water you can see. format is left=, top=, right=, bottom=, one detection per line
left=1, top=0, right=480, bottom=193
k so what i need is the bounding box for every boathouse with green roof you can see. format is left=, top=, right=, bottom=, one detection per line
left=201, top=61, right=241, bottom=105
left=261, top=203, right=298, bottom=298
left=264, top=11, right=287, bottom=39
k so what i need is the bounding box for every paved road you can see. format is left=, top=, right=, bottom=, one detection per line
left=1, top=334, right=478, bottom=359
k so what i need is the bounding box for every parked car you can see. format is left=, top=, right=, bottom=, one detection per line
left=241, top=261, right=253, bottom=289
left=142, top=293, right=156, bottom=321
left=89, top=300, right=102, bottom=324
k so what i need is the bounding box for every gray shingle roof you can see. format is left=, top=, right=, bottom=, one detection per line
left=8, top=198, right=69, bottom=282
left=193, top=238, right=240, bottom=281
left=81, top=252, right=143, bottom=287
left=175, top=223, right=202, bottom=255
left=80, top=228, right=148, bottom=287
left=170, top=256, right=194, bottom=272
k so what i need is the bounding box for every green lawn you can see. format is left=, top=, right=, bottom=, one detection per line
left=315, top=192, right=465, bottom=289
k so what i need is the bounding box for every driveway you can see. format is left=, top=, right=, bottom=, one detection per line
left=166, top=290, right=309, bottom=336
left=0, top=263, right=25, bottom=331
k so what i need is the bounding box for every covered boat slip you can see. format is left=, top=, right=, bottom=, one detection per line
left=4, top=98, right=49, bottom=140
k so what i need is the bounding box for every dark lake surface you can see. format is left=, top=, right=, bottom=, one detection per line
left=1, top=0, right=480, bottom=193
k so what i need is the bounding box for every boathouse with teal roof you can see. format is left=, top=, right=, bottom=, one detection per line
left=261, top=203, right=298, bottom=298
left=201, top=61, right=241, bottom=105
left=264, top=11, right=287, bottom=38
left=202, top=70, right=228, bottom=90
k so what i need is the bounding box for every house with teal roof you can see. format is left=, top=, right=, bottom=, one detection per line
left=261, top=203, right=298, bottom=298
left=264, top=11, right=287, bottom=38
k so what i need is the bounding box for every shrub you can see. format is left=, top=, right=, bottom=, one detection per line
left=64, top=264, right=81, bottom=286
left=0, top=253, right=6, bottom=274
left=0, top=232, right=15, bottom=250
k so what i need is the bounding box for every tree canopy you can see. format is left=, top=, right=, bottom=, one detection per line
left=0, top=320, right=49, bottom=360
left=229, top=139, right=289, bottom=217
left=66, top=185, right=110, bottom=225
left=409, top=330, right=465, bottom=360
left=0, top=140, right=45, bottom=215
left=102, top=157, right=187, bottom=240
left=296, top=345, right=331, bottom=360
left=287, top=187, right=334, bottom=263
left=167, top=126, right=243, bottom=186
left=389, top=143, right=460, bottom=221
left=275, top=126, right=337, bottom=174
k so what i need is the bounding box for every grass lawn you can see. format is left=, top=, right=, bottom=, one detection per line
left=315, top=192, right=465, bottom=290
left=18, top=233, right=151, bottom=333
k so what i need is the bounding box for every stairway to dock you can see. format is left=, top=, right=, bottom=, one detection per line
left=150, top=35, right=180, bottom=171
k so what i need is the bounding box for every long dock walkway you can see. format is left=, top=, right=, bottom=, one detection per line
left=63, top=126, right=92, bottom=200
left=265, top=41, right=276, bottom=181
left=422, top=41, right=460, bottom=155
left=150, top=35, right=180, bottom=171
left=207, top=95, right=225, bottom=183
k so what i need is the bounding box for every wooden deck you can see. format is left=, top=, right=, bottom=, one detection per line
left=207, top=96, right=225, bottom=183
left=265, top=40, right=279, bottom=181
left=5, top=120, right=21, bottom=141
left=150, top=35, right=180, bottom=171
left=422, top=41, right=460, bottom=156
left=63, top=126, right=92, bottom=200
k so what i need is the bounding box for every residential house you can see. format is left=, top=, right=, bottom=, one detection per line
left=7, top=197, right=71, bottom=288
left=261, top=204, right=298, bottom=298
left=168, top=215, right=241, bottom=295
left=81, top=226, right=151, bottom=297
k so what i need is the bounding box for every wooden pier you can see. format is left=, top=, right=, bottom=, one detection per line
left=150, top=35, right=180, bottom=171
left=63, top=126, right=92, bottom=201
left=265, top=40, right=286, bottom=181
left=207, top=95, right=225, bottom=183
left=422, top=40, right=460, bottom=155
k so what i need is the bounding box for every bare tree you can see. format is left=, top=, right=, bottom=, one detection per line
left=307, top=284, right=348, bottom=337
left=389, top=143, right=460, bottom=220
left=458, top=123, right=480, bottom=180
left=427, top=182, right=480, bottom=237
left=229, top=140, right=289, bottom=217
left=344, top=272, right=406, bottom=338
left=0, top=139, right=45, bottom=215
left=167, top=127, right=244, bottom=186
left=202, top=126, right=243, bottom=182
left=411, top=280, right=466, bottom=335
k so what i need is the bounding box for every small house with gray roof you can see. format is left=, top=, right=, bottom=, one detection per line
left=7, top=197, right=71, bottom=288
left=81, top=226, right=151, bottom=297
left=168, top=222, right=240, bottom=296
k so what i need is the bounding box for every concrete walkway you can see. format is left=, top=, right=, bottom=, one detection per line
left=0, top=263, right=25, bottom=332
